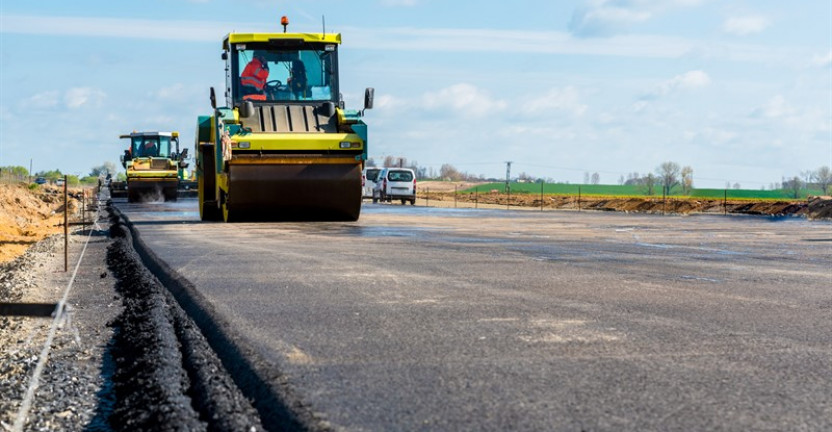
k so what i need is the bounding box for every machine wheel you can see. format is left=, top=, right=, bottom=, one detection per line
left=127, top=188, right=138, bottom=203
left=164, top=187, right=178, bottom=202
left=198, top=146, right=221, bottom=221
left=198, top=172, right=221, bottom=221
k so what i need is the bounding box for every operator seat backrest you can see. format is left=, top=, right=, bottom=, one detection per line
left=243, top=104, right=337, bottom=133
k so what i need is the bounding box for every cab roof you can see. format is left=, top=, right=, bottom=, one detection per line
left=223, top=32, right=341, bottom=49
left=119, top=131, right=178, bottom=139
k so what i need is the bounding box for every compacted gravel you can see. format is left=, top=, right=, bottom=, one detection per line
left=1, top=213, right=116, bottom=431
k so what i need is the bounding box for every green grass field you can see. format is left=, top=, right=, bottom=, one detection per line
left=444, top=182, right=823, bottom=200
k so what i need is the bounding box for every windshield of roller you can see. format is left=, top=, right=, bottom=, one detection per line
left=235, top=45, right=337, bottom=103
left=132, top=136, right=171, bottom=158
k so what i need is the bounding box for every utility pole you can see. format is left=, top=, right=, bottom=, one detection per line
left=505, top=161, right=512, bottom=194
left=29, top=159, right=33, bottom=183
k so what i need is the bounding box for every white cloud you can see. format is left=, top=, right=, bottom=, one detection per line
left=64, top=87, right=106, bottom=109
left=810, top=51, right=832, bottom=68
left=421, top=84, right=506, bottom=117
left=632, top=100, right=650, bottom=113
left=684, top=127, right=738, bottom=145
left=23, top=91, right=61, bottom=110
left=642, top=70, right=710, bottom=100
left=751, top=95, right=795, bottom=119
left=749, top=96, right=829, bottom=139
left=722, top=16, right=770, bottom=36
left=523, top=87, right=587, bottom=116
left=374, top=93, right=401, bottom=110
left=150, top=83, right=208, bottom=105
left=154, top=84, right=186, bottom=101
left=568, top=0, right=707, bottom=37
left=569, top=3, right=651, bottom=37
left=0, top=14, right=809, bottom=64
left=19, top=88, right=106, bottom=110
left=0, top=14, right=224, bottom=41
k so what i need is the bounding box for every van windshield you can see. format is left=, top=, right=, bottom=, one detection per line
left=387, top=171, right=413, bottom=182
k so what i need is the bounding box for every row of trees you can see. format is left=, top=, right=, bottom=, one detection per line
left=614, top=162, right=695, bottom=196
left=782, top=166, right=831, bottom=197
left=0, top=162, right=123, bottom=185
left=370, top=156, right=831, bottom=198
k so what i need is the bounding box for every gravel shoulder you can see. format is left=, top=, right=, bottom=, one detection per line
left=1, top=204, right=118, bottom=431
left=2, top=192, right=299, bottom=431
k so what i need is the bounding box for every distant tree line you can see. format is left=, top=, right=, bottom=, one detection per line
left=365, top=158, right=831, bottom=198
left=781, top=166, right=831, bottom=197
left=0, top=161, right=122, bottom=186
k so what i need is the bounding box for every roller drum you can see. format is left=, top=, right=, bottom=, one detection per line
left=226, top=163, right=362, bottom=221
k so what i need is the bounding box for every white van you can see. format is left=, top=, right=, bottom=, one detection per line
left=362, top=167, right=381, bottom=199
left=373, top=167, right=416, bottom=205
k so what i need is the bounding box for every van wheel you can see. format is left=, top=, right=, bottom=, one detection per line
left=410, top=199, right=415, bottom=205
left=372, top=197, right=378, bottom=203
left=401, top=199, right=406, bottom=205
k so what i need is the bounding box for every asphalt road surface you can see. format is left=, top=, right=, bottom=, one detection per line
left=115, top=198, right=832, bottom=431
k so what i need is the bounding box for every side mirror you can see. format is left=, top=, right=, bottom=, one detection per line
left=210, top=87, right=217, bottom=110
left=239, top=100, right=255, bottom=119
left=179, top=148, right=189, bottom=161
left=221, top=52, right=228, bottom=61
left=364, top=87, right=375, bottom=110
left=339, top=93, right=345, bottom=110
left=321, top=101, right=336, bottom=117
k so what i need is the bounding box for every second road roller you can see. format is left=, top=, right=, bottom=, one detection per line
left=195, top=16, right=373, bottom=222
left=120, top=131, right=188, bottom=202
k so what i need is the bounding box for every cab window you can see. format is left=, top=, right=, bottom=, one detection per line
left=236, top=47, right=336, bottom=102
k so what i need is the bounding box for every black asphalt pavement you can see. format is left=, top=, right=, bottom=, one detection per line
left=115, top=198, right=832, bottom=431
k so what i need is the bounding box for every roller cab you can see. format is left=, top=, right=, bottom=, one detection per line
left=197, top=19, right=373, bottom=222
left=120, top=131, right=188, bottom=202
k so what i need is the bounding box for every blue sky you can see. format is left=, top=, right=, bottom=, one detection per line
left=1, top=0, right=830, bottom=187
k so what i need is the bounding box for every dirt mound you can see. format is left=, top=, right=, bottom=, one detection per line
left=807, top=196, right=832, bottom=220
left=0, top=183, right=83, bottom=263
left=418, top=184, right=832, bottom=220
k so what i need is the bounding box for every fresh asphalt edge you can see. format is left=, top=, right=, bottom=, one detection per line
left=110, top=205, right=328, bottom=432
left=107, top=216, right=208, bottom=431
left=108, top=211, right=266, bottom=432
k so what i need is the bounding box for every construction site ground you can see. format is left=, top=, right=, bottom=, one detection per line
left=0, top=181, right=830, bottom=430
left=417, top=181, right=832, bottom=220
left=3, top=181, right=832, bottom=266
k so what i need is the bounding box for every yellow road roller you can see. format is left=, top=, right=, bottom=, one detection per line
left=120, top=131, right=188, bottom=202
left=196, top=16, right=373, bottom=222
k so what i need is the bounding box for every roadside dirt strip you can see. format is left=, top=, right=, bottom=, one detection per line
left=1, top=206, right=114, bottom=431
